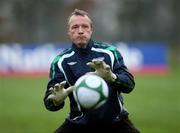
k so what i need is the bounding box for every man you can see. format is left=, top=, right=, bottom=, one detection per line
left=43, top=9, right=140, bottom=133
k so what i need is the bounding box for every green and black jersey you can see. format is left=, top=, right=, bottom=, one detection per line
left=44, top=39, right=135, bottom=125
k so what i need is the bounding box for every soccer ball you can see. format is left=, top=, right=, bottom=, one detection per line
left=73, top=74, right=109, bottom=110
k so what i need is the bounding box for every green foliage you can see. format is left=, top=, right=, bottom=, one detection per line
left=0, top=68, right=180, bottom=133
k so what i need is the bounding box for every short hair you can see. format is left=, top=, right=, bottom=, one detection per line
left=67, top=9, right=93, bottom=28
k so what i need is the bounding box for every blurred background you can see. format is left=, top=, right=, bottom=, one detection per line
left=0, top=0, right=180, bottom=133
left=0, top=0, right=179, bottom=43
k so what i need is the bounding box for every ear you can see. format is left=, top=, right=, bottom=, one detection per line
left=90, top=26, right=93, bottom=33
left=67, top=27, right=71, bottom=36
left=67, top=30, right=70, bottom=36
left=67, top=25, right=70, bottom=35
left=90, top=28, right=93, bottom=36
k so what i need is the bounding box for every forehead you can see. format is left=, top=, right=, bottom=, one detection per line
left=68, top=15, right=91, bottom=26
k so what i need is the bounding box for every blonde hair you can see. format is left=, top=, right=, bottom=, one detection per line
left=67, top=9, right=93, bottom=28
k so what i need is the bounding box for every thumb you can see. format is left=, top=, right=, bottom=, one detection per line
left=105, top=64, right=111, bottom=71
left=65, top=86, right=75, bottom=94
left=47, top=94, right=56, bottom=100
left=86, top=71, right=97, bottom=75
left=86, top=62, right=96, bottom=69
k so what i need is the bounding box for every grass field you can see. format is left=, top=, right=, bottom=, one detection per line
left=0, top=66, right=180, bottom=133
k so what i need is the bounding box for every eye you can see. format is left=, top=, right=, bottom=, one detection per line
left=82, top=24, right=89, bottom=29
left=71, top=25, right=79, bottom=30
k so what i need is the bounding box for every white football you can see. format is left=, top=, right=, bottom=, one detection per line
left=73, top=74, right=109, bottom=109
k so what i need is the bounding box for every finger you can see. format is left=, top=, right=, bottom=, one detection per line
left=59, top=81, right=66, bottom=89
left=105, top=65, right=111, bottom=71
left=86, top=71, right=98, bottom=76
left=94, top=60, right=108, bottom=69
left=49, top=87, right=54, bottom=91
left=54, top=83, right=60, bottom=91
left=91, top=60, right=103, bottom=69
left=87, top=62, right=96, bottom=68
left=87, top=60, right=104, bottom=70
left=49, top=87, right=56, bottom=94
left=93, top=60, right=102, bottom=65
left=100, top=61, right=111, bottom=70
left=66, top=86, right=75, bottom=94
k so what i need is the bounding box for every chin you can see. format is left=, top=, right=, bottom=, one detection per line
left=77, top=43, right=87, bottom=48
left=74, top=40, right=88, bottom=47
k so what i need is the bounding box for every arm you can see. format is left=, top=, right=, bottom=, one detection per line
left=110, top=48, right=135, bottom=93
left=87, top=47, right=135, bottom=94
left=43, top=58, right=67, bottom=111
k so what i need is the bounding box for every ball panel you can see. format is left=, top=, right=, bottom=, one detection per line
left=77, top=87, right=100, bottom=109
left=75, top=75, right=86, bottom=87
left=85, top=75, right=101, bottom=88
left=74, top=74, right=109, bottom=110
left=101, top=80, right=109, bottom=97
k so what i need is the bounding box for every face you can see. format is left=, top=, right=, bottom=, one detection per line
left=68, top=15, right=93, bottom=48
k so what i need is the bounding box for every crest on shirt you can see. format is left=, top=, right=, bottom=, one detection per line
left=92, top=57, right=105, bottom=62
left=67, top=62, right=77, bottom=65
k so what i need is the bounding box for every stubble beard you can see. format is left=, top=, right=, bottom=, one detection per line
left=76, top=38, right=89, bottom=48
left=77, top=42, right=87, bottom=48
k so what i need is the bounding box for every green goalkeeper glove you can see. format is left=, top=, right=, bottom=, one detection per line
left=87, top=60, right=117, bottom=83
left=47, top=81, right=74, bottom=106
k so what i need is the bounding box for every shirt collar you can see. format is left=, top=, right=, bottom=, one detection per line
left=72, top=39, right=93, bottom=54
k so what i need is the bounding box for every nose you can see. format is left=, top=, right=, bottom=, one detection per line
left=78, top=26, right=84, bottom=34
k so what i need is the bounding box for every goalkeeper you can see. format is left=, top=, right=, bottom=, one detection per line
left=43, top=9, right=140, bottom=133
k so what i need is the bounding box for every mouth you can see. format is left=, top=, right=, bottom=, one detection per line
left=77, top=36, right=86, bottom=40
left=78, top=35, right=85, bottom=38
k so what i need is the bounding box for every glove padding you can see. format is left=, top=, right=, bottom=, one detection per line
left=47, top=81, right=74, bottom=106
left=87, top=60, right=117, bottom=83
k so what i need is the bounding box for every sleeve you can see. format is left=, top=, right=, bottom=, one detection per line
left=43, top=57, right=66, bottom=111
left=110, top=48, right=135, bottom=93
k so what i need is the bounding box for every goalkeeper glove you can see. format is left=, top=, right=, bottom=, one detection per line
left=47, top=81, right=74, bottom=106
left=87, top=60, right=117, bottom=83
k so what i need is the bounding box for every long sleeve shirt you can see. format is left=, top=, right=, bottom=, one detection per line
left=43, top=39, right=135, bottom=125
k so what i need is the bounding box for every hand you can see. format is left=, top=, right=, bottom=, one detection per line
left=87, top=60, right=117, bottom=83
left=47, top=81, right=74, bottom=106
